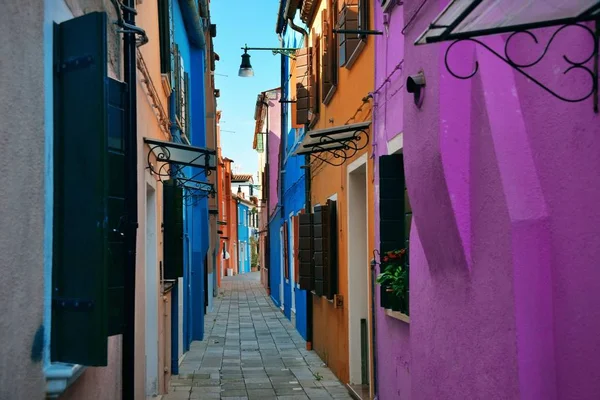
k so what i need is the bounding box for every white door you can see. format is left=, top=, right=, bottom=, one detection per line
left=289, top=214, right=296, bottom=313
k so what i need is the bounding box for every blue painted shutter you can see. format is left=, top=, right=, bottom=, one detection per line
left=378, top=154, right=405, bottom=308
left=107, top=78, right=127, bottom=336
left=163, top=180, right=184, bottom=279
left=51, top=12, right=110, bottom=366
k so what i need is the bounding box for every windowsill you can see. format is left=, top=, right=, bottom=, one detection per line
left=45, top=363, right=86, bottom=398
left=384, top=308, right=410, bottom=324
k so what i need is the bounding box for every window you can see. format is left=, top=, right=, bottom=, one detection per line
left=297, top=201, right=339, bottom=299
left=158, top=0, right=171, bottom=74
left=338, top=0, right=369, bottom=69
left=322, top=0, right=338, bottom=104
left=173, top=46, right=189, bottom=136
left=378, top=154, right=411, bottom=315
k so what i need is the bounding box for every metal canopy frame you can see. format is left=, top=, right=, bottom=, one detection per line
left=415, top=0, right=600, bottom=112
left=144, top=137, right=217, bottom=181
left=294, top=121, right=371, bottom=166
left=177, top=177, right=216, bottom=207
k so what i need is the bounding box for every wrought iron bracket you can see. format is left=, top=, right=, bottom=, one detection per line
left=144, top=138, right=216, bottom=182
left=444, top=22, right=599, bottom=112
left=307, top=127, right=370, bottom=166
left=242, top=45, right=299, bottom=59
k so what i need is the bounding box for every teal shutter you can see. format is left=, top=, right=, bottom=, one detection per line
left=163, top=180, right=184, bottom=279
left=378, top=154, right=405, bottom=309
left=107, top=78, right=126, bottom=336
left=158, top=0, right=171, bottom=74
left=52, top=12, right=110, bottom=366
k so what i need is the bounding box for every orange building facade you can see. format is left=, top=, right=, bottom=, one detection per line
left=289, top=0, right=376, bottom=395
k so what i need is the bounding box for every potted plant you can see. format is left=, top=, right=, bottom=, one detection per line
left=376, top=249, right=409, bottom=314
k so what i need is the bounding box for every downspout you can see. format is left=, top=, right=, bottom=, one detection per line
left=264, top=96, right=271, bottom=292
left=122, top=0, right=139, bottom=399
left=287, top=18, right=308, bottom=44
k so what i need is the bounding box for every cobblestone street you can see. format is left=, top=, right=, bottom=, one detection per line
left=165, top=272, right=352, bottom=400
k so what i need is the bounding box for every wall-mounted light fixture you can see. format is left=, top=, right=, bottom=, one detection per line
left=238, top=44, right=299, bottom=77
left=407, top=70, right=426, bottom=108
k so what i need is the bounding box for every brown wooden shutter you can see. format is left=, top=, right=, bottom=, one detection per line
left=338, top=3, right=360, bottom=67
left=283, top=221, right=289, bottom=280
left=322, top=9, right=331, bottom=102
left=313, top=204, right=328, bottom=297
left=309, top=33, right=320, bottom=124
left=293, top=215, right=300, bottom=283
left=325, top=199, right=338, bottom=299
left=322, top=1, right=338, bottom=103
left=295, top=47, right=311, bottom=125
left=359, top=0, right=369, bottom=31
left=298, top=212, right=313, bottom=290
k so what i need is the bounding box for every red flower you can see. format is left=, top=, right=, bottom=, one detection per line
left=383, top=256, right=389, bottom=262
left=389, top=253, right=397, bottom=259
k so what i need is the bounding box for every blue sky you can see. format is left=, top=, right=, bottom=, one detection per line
left=211, top=1, right=282, bottom=177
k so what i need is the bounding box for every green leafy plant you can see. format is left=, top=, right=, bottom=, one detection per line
left=376, top=249, right=409, bottom=313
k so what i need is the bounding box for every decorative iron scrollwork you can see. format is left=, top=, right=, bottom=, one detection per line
left=179, top=179, right=216, bottom=207
left=309, top=128, right=370, bottom=166
left=146, top=142, right=213, bottom=181
left=444, top=23, right=598, bottom=111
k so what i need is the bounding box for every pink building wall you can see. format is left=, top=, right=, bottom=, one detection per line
left=374, top=2, right=600, bottom=400
left=267, top=90, right=282, bottom=217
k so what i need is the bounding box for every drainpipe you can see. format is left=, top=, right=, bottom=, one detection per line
left=122, top=0, right=138, bottom=399
left=263, top=96, right=271, bottom=291
left=302, top=155, right=312, bottom=347
left=287, top=18, right=308, bottom=44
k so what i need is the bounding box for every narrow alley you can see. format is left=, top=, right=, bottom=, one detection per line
left=166, top=273, right=352, bottom=400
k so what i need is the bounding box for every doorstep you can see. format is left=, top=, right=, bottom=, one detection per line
left=346, top=383, right=370, bottom=400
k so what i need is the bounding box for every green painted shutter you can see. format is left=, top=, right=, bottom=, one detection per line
left=163, top=180, right=184, bottom=279
left=378, top=154, right=405, bottom=308
left=325, top=200, right=338, bottom=299
left=184, top=72, right=190, bottom=138
left=52, top=12, right=109, bottom=366
left=158, top=0, right=171, bottom=74
left=107, top=78, right=126, bottom=336
left=298, top=213, right=313, bottom=290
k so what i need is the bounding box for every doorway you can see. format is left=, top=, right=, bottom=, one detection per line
left=289, top=213, right=296, bottom=313
left=347, top=156, right=370, bottom=389
left=145, top=183, right=159, bottom=395
left=279, top=226, right=285, bottom=310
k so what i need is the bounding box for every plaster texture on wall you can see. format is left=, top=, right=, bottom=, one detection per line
left=373, top=1, right=600, bottom=400
left=0, top=1, right=46, bottom=399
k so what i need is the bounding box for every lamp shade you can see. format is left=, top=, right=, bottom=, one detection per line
left=238, top=50, right=254, bottom=77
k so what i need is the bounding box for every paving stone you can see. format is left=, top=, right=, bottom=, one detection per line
left=163, top=273, right=346, bottom=400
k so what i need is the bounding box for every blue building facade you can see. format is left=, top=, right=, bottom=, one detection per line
left=237, top=200, right=251, bottom=274
left=269, top=6, right=310, bottom=340
left=167, top=0, right=210, bottom=374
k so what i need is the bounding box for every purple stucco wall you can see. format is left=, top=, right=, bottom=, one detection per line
left=267, top=90, right=281, bottom=217
left=374, top=2, right=600, bottom=400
